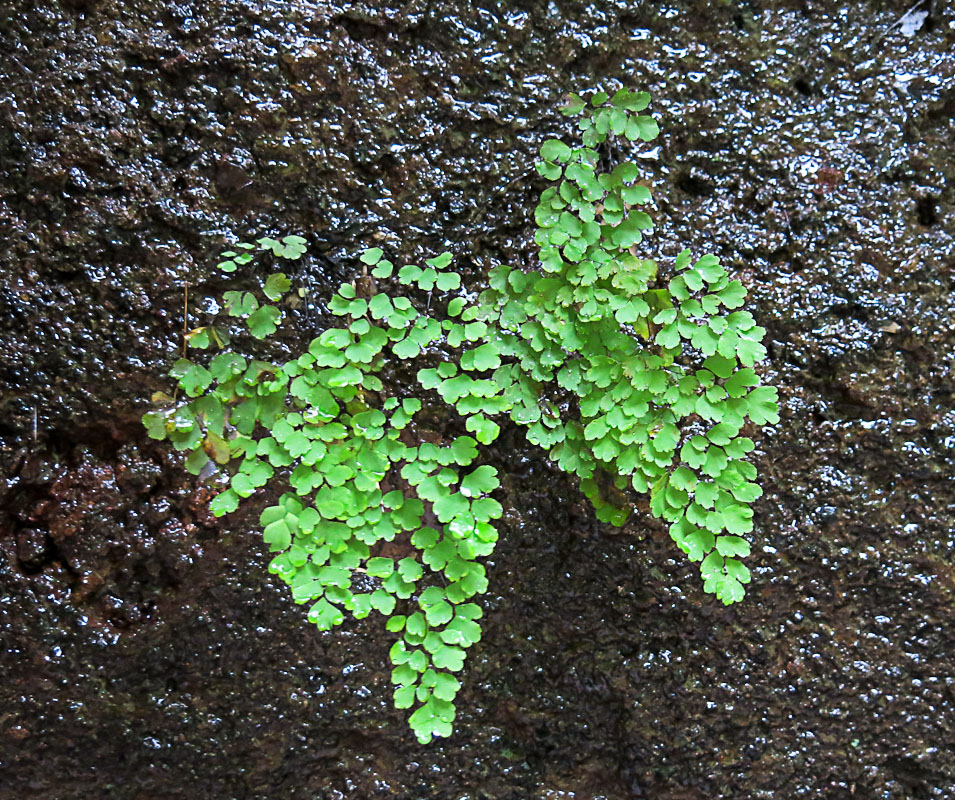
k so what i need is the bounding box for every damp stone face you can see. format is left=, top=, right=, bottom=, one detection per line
left=1, top=0, right=954, bottom=797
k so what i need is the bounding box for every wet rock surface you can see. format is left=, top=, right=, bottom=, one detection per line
left=2, top=0, right=955, bottom=797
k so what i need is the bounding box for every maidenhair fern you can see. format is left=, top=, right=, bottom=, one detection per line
left=470, top=88, right=779, bottom=603
left=145, top=89, right=778, bottom=744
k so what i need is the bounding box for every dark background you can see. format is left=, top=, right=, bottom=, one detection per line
left=1, top=0, right=954, bottom=797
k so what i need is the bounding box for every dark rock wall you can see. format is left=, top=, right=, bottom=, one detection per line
left=1, top=0, right=954, bottom=797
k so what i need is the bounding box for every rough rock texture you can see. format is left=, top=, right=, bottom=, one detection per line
left=1, top=0, right=954, bottom=797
